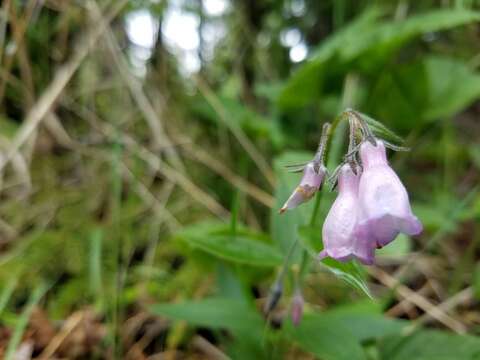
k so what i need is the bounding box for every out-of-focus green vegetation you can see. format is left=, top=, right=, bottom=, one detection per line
left=1, top=0, right=480, bottom=358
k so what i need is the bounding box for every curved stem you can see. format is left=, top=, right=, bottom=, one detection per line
left=298, top=110, right=350, bottom=278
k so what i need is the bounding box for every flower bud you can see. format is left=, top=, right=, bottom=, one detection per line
left=290, top=291, right=304, bottom=327
left=264, top=279, right=283, bottom=314
left=355, top=140, right=422, bottom=248
left=319, top=164, right=375, bottom=265
left=280, top=162, right=326, bottom=213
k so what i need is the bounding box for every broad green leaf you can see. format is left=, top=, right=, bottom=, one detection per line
left=280, top=8, right=480, bottom=109
left=343, top=9, right=480, bottom=65
left=319, top=312, right=407, bottom=342
left=379, top=330, right=480, bottom=360
left=150, top=297, right=264, bottom=335
left=368, top=56, right=480, bottom=130
left=176, top=221, right=283, bottom=267
left=286, top=313, right=367, bottom=360
left=151, top=297, right=268, bottom=360
left=279, top=7, right=382, bottom=109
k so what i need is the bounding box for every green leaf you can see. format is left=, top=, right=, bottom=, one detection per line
left=279, top=7, right=382, bottom=109
left=280, top=8, right=480, bottom=109
left=379, top=330, right=480, bottom=360
left=150, top=297, right=264, bottom=335
left=151, top=297, right=268, bottom=359
left=368, top=56, right=480, bottom=130
left=343, top=9, right=480, bottom=65
left=5, top=282, right=49, bottom=360
left=356, top=112, right=404, bottom=144
left=176, top=221, right=283, bottom=267
left=286, top=313, right=367, bottom=360
left=319, top=311, right=408, bottom=342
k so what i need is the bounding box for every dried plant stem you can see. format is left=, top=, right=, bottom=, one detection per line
left=0, top=0, right=129, bottom=173
left=88, top=0, right=184, bottom=171
left=195, top=75, right=275, bottom=187
left=368, top=267, right=467, bottom=334
left=182, top=143, right=274, bottom=207
left=68, top=99, right=229, bottom=218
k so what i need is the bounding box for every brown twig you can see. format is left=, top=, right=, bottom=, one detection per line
left=182, top=143, right=274, bottom=208
left=88, top=0, right=184, bottom=171
left=368, top=266, right=467, bottom=334
left=0, top=0, right=129, bottom=173
left=37, top=311, right=84, bottom=360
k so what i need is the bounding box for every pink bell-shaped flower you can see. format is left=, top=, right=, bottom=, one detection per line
left=318, top=164, right=375, bottom=265
left=355, top=140, right=422, bottom=248
left=280, top=162, right=326, bottom=213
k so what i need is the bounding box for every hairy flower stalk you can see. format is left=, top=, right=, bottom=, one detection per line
left=318, top=164, right=375, bottom=264
left=280, top=124, right=330, bottom=213
left=355, top=140, right=423, bottom=248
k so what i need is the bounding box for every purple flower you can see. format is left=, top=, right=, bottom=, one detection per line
left=280, top=162, right=326, bottom=213
left=318, top=164, right=375, bottom=265
left=355, top=140, right=422, bottom=248
left=290, top=291, right=304, bottom=327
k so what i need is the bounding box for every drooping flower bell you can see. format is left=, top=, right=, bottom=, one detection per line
left=280, top=161, right=326, bottom=213
left=355, top=140, right=422, bottom=248
left=318, top=164, right=375, bottom=265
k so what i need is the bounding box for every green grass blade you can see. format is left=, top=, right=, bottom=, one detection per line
left=5, top=282, right=49, bottom=360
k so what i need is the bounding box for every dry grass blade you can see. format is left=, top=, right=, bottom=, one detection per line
left=69, top=100, right=229, bottom=218
left=195, top=76, right=275, bottom=187
left=75, top=144, right=181, bottom=231
left=88, top=0, right=184, bottom=171
left=368, top=267, right=467, bottom=334
left=386, top=282, right=432, bottom=318
left=415, top=287, right=473, bottom=327
left=182, top=143, right=274, bottom=208
left=0, top=0, right=10, bottom=67
left=120, top=163, right=182, bottom=231
left=37, top=311, right=84, bottom=360
left=0, top=0, right=129, bottom=173
left=192, top=335, right=230, bottom=360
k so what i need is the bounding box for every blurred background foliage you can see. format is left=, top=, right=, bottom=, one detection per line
left=1, top=0, right=480, bottom=359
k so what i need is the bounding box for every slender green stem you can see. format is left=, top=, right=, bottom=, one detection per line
left=298, top=111, right=350, bottom=277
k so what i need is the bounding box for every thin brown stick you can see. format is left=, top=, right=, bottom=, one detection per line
left=368, top=267, right=467, bottom=334
left=182, top=143, right=274, bottom=208
left=0, top=0, right=129, bottom=172
left=415, top=287, right=473, bottom=327
left=37, top=311, right=84, bottom=360
left=192, top=335, right=230, bottom=360
left=89, top=0, right=184, bottom=171
left=66, top=99, right=229, bottom=218
left=387, top=282, right=431, bottom=318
